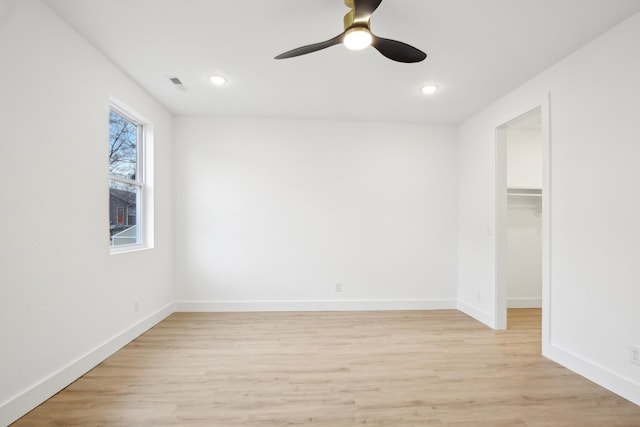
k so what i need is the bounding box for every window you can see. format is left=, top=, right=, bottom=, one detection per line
left=109, top=105, right=147, bottom=249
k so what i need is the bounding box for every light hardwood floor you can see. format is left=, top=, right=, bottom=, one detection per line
left=13, top=309, right=640, bottom=426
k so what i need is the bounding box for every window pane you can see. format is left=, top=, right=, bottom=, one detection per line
left=109, top=180, right=140, bottom=246
left=109, top=110, right=138, bottom=180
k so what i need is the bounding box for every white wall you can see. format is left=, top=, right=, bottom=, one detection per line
left=506, top=128, right=542, bottom=189
left=507, top=197, right=542, bottom=307
left=173, top=117, right=458, bottom=311
left=457, top=11, right=640, bottom=404
left=0, top=1, right=174, bottom=424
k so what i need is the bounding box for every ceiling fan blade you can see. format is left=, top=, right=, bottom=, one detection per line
left=275, top=34, right=344, bottom=59
left=371, top=35, right=427, bottom=63
left=353, top=0, right=383, bottom=20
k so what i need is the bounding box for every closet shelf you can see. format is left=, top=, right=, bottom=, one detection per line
left=507, top=188, right=542, bottom=197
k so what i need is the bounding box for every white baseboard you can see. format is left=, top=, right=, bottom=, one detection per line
left=0, top=303, right=174, bottom=427
left=457, top=300, right=494, bottom=328
left=174, top=298, right=457, bottom=313
left=544, top=342, right=640, bottom=406
left=507, top=297, right=542, bottom=308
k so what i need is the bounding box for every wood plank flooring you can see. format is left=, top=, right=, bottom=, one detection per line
left=12, top=309, right=640, bottom=426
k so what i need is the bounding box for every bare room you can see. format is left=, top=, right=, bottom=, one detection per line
left=1, top=0, right=640, bottom=425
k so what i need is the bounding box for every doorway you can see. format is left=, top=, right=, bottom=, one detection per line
left=495, top=102, right=550, bottom=333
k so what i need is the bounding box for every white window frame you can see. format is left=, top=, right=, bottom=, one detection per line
left=109, top=99, right=153, bottom=254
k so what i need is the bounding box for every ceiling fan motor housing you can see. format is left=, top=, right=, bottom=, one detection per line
left=344, top=10, right=370, bottom=30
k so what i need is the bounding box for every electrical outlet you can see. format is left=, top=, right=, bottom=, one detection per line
left=134, top=300, right=140, bottom=313
left=476, top=291, right=482, bottom=301
left=630, top=345, right=640, bottom=366
left=335, top=283, right=343, bottom=293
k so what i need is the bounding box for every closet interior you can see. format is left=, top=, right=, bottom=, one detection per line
left=506, top=112, right=542, bottom=309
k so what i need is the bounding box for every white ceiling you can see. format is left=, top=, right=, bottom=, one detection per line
left=42, top=0, right=640, bottom=125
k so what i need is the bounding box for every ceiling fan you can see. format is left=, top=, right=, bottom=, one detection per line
left=275, top=0, right=427, bottom=63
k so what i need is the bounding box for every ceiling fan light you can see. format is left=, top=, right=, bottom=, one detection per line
left=344, top=27, right=372, bottom=50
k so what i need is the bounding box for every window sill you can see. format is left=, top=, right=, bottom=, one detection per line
left=110, top=243, right=152, bottom=255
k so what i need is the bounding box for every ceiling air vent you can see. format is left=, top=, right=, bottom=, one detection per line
left=169, top=77, right=183, bottom=85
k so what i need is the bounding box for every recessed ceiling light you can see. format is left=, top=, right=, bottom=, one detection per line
left=421, top=84, right=439, bottom=95
left=209, top=75, right=228, bottom=86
